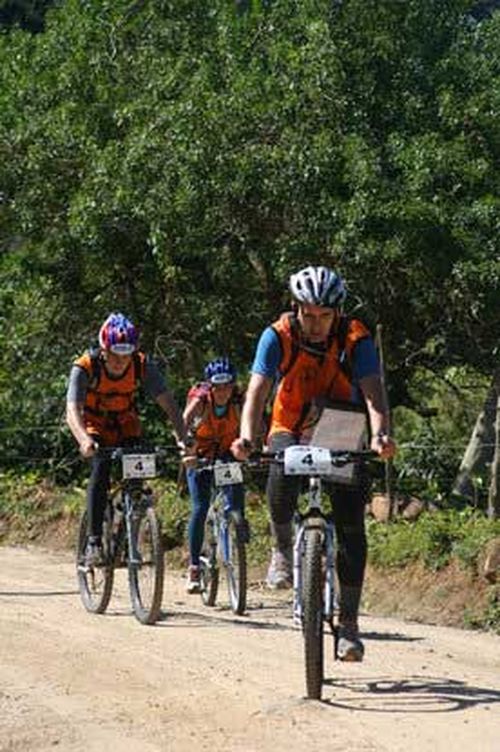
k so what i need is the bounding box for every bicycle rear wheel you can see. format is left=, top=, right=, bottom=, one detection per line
left=302, top=527, right=324, bottom=700
left=76, top=508, right=114, bottom=614
left=200, top=511, right=219, bottom=607
left=128, top=507, right=164, bottom=625
left=225, top=511, right=247, bottom=615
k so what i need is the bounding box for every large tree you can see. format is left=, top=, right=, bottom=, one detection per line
left=1, top=0, right=499, bottom=471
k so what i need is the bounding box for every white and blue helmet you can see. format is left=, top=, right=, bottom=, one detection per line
left=289, top=265, right=346, bottom=309
left=204, top=357, right=237, bottom=385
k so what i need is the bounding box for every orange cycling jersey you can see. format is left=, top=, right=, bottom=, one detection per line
left=74, top=350, right=146, bottom=445
left=189, top=386, right=241, bottom=459
left=269, top=313, right=371, bottom=436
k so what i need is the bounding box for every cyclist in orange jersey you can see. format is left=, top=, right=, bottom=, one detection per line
left=66, top=312, right=186, bottom=566
left=183, top=357, right=248, bottom=593
left=232, top=266, right=396, bottom=661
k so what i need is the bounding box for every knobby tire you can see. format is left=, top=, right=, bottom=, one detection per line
left=225, top=511, right=247, bottom=615
left=76, top=508, right=114, bottom=615
left=200, top=510, right=219, bottom=607
left=128, top=507, right=164, bottom=625
left=302, top=527, right=324, bottom=700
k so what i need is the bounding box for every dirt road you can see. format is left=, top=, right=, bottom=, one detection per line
left=0, top=545, right=499, bottom=752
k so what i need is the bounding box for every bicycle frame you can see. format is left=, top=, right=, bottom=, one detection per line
left=253, top=445, right=376, bottom=699
left=206, top=486, right=232, bottom=565
left=77, top=445, right=171, bottom=624
left=195, top=457, right=247, bottom=614
left=116, top=480, right=153, bottom=567
left=292, top=477, right=336, bottom=626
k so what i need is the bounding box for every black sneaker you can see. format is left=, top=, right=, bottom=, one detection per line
left=337, top=622, right=364, bottom=662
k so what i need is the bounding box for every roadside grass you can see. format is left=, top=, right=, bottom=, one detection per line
left=1, top=472, right=498, bottom=632
left=367, top=507, right=500, bottom=574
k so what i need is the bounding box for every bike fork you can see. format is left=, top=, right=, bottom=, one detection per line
left=124, top=494, right=142, bottom=567
left=293, top=523, right=304, bottom=625
left=220, top=517, right=231, bottom=565
left=323, top=522, right=339, bottom=658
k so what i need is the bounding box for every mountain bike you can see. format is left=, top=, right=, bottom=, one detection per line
left=76, top=446, right=170, bottom=625
left=193, top=458, right=248, bottom=615
left=257, top=445, right=376, bottom=700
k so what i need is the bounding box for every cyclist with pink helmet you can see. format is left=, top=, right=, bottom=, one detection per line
left=66, top=312, right=186, bottom=566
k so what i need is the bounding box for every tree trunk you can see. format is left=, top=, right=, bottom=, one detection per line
left=452, top=371, right=498, bottom=503
left=487, top=372, right=500, bottom=519
left=375, top=324, right=394, bottom=519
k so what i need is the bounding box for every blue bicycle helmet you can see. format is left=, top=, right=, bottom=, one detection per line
left=204, top=357, right=237, bottom=385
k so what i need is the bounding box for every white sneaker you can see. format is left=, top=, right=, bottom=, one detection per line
left=337, top=622, right=364, bottom=662
left=266, top=549, right=292, bottom=590
left=186, top=565, right=201, bottom=594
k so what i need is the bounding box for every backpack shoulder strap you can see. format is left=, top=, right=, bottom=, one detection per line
left=336, top=315, right=373, bottom=380
left=87, top=348, right=102, bottom=390
left=134, top=351, right=145, bottom=384
left=278, top=313, right=301, bottom=378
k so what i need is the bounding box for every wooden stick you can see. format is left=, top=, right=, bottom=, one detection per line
left=375, top=324, right=395, bottom=520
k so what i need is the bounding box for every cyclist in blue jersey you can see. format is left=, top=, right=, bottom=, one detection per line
left=232, top=266, right=396, bottom=661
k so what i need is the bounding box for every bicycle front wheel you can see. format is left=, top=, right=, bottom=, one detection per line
left=76, top=509, right=114, bottom=614
left=200, top=511, right=219, bottom=607
left=225, top=511, right=247, bottom=615
left=302, top=527, right=324, bottom=700
left=128, top=507, right=164, bottom=625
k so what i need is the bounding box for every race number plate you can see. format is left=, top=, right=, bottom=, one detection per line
left=284, top=445, right=334, bottom=476
left=122, top=454, right=157, bottom=479
left=213, top=462, right=243, bottom=487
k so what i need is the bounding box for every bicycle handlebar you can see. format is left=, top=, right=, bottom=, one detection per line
left=95, top=445, right=181, bottom=461
left=187, top=447, right=378, bottom=473
left=248, top=448, right=377, bottom=463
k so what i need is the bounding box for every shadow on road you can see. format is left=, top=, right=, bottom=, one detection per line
left=0, top=589, right=78, bottom=597
left=155, top=606, right=297, bottom=632
left=362, top=629, right=423, bottom=643
left=322, top=674, right=500, bottom=713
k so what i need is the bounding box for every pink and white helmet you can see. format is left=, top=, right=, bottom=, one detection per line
left=98, top=313, right=138, bottom=355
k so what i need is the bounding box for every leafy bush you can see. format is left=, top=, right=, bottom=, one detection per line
left=392, top=366, right=491, bottom=504
left=368, top=507, right=500, bottom=572
left=464, top=588, right=500, bottom=635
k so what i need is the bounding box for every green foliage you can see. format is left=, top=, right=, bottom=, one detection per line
left=368, top=506, right=500, bottom=572
left=464, top=587, right=500, bottom=634
left=393, top=365, right=491, bottom=503
left=155, top=480, right=190, bottom=551
left=0, top=469, right=84, bottom=542
left=244, top=490, right=273, bottom=566
left=0, top=0, right=499, bottom=491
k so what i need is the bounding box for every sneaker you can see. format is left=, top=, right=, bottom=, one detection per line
left=85, top=537, right=104, bottom=567
left=337, top=621, right=364, bottom=662
left=266, top=549, right=292, bottom=590
left=186, top=565, right=201, bottom=594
